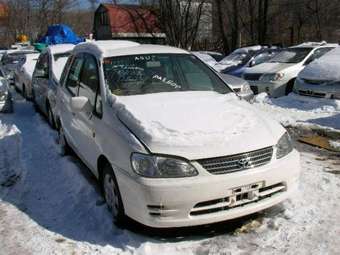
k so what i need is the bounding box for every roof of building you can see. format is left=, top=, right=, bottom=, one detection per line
left=73, top=40, right=188, bottom=58
left=99, top=4, right=162, bottom=35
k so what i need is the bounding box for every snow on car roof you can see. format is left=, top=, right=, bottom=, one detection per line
left=73, top=40, right=189, bottom=58
left=299, top=46, right=340, bottom=81
left=292, top=41, right=338, bottom=48
left=46, top=44, right=75, bottom=55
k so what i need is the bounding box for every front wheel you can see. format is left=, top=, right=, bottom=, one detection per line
left=102, top=164, right=125, bottom=226
left=57, top=126, right=71, bottom=156
left=47, top=103, right=56, bottom=129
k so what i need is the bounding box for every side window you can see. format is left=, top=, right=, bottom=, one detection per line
left=34, top=53, right=49, bottom=78
left=65, top=56, right=84, bottom=96
left=78, top=54, right=102, bottom=117
left=60, top=56, right=73, bottom=87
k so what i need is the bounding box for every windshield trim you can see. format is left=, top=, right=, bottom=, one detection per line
left=103, top=53, right=233, bottom=96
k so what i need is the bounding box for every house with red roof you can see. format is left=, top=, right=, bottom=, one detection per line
left=93, top=4, right=166, bottom=44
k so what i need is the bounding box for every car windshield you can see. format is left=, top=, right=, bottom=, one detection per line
left=1, top=53, right=26, bottom=65
left=220, top=52, right=249, bottom=64
left=269, top=48, right=312, bottom=63
left=103, top=54, right=231, bottom=96
left=251, top=51, right=279, bottom=66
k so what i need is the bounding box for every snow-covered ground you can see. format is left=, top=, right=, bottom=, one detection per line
left=253, top=93, right=340, bottom=132
left=0, top=93, right=340, bottom=254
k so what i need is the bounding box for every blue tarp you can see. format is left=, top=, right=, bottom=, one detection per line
left=38, top=25, right=84, bottom=45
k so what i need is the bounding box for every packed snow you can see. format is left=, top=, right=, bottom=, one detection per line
left=253, top=93, right=340, bottom=131
left=1, top=96, right=340, bottom=254
left=299, top=46, right=340, bottom=81
left=115, top=91, right=284, bottom=159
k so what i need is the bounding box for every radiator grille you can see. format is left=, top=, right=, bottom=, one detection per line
left=197, top=147, right=273, bottom=175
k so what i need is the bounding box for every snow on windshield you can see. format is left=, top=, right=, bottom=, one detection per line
left=269, top=48, right=312, bottom=63
left=299, top=46, right=340, bottom=81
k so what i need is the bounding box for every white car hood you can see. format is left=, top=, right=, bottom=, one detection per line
left=115, top=91, right=285, bottom=160
left=246, top=62, right=296, bottom=74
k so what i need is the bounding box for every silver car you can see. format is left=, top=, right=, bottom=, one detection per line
left=220, top=73, right=254, bottom=101
left=294, top=47, right=340, bottom=99
left=32, top=44, right=75, bottom=128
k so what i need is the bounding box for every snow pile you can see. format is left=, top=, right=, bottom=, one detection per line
left=114, top=91, right=284, bottom=158
left=329, top=140, right=340, bottom=150
left=299, top=46, right=340, bottom=81
left=0, top=121, right=22, bottom=187
left=253, top=93, right=340, bottom=130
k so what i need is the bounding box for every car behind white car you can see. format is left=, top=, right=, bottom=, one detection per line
left=294, top=46, right=340, bottom=99
left=32, top=44, right=75, bottom=128
left=57, top=41, right=300, bottom=228
left=14, top=53, right=40, bottom=99
left=243, top=42, right=336, bottom=97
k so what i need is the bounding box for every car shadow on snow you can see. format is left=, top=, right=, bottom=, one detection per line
left=0, top=94, right=285, bottom=249
left=267, top=94, right=340, bottom=112
left=305, top=113, right=340, bottom=130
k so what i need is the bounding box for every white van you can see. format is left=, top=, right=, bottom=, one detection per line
left=56, top=41, right=300, bottom=228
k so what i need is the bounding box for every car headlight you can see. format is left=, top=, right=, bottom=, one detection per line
left=261, top=73, right=285, bottom=82
left=276, top=132, right=293, bottom=159
left=240, top=83, right=252, bottom=94
left=0, top=91, right=8, bottom=101
left=131, top=153, right=198, bottom=178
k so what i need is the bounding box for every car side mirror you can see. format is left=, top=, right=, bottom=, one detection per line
left=249, top=60, right=256, bottom=67
left=70, top=96, right=91, bottom=113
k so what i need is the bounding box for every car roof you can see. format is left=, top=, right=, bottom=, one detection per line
left=73, top=40, right=189, bottom=58
left=46, top=44, right=75, bottom=55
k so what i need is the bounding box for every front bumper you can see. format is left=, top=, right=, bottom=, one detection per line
left=116, top=149, right=300, bottom=228
left=248, top=80, right=288, bottom=97
left=294, top=78, right=340, bottom=99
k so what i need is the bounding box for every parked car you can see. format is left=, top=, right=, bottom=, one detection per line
left=1, top=50, right=38, bottom=84
left=220, top=73, right=254, bottom=100
left=192, top=52, right=232, bottom=73
left=294, top=46, right=340, bottom=99
left=0, top=67, right=13, bottom=113
left=56, top=41, right=300, bottom=228
left=14, top=53, right=40, bottom=99
left=199, top=51, right=224, bottom=62
left=215, top=45, right=263, bottom=72
left=32, top=44, right=75, bottom=128
left=222, top=48, right=282, bottom=77
left=242, top=42, right=336, bottom=97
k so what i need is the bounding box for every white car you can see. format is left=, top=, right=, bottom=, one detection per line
left=242, top=42, right=336, bottom=97
left=294, top=47, right=340, bottom=99
left=32, top=44, right=74, bottom=128
left=57, top=41, right=300, bottom=228
left=14, top=53, right=40, bottom=99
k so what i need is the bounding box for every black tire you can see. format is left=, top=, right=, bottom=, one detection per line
left=285, top=80, right=295, bottom=95
left=57, top=125, right=71, bottom=156
left=22, top=85, right=27, bottom=99
left=102, top=164, right=125, bottom=226
left=46, top=103, right=56, bottom=129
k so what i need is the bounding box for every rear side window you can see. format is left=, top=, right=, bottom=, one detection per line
left=65, top=56, right=84, bottom=96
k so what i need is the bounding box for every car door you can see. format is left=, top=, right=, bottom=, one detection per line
left=59, top=54, right=85, bottom=151
left=75, top=53, right=103, bottom=170
left=32, top=53, right=49, bottom=112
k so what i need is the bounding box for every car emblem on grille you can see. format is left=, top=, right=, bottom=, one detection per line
left=237, top=158, right=251, bottom=168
